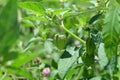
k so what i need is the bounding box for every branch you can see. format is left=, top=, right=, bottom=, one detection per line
left=60, top=21, right=86, bottom=45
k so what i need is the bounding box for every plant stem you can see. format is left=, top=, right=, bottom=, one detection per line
left=75, top=64, right=85, bottom=80
left=1, top=72, right=6, bottom=80
left=60, top=21, right=86, bottom=46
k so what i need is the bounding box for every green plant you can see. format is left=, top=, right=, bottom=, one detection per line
left=0, top=0, right=120, bottom=80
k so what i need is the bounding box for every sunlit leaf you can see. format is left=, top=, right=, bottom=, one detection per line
left=98, top=43, right=108, bottom=70
left=0, top=0, right=18, bottom=54
left=58, top=47, right=80, bottom=79
left=11, top=51, right=44, bottom=68
left=19, top=2, right=45, bottom=15
left=65, top=68, right=79, bottom=80
left=89, top=13, right=102, bottom=24
left=7, top=67, right=33, bottom=80
left=102, top=5, right=120, bottom=58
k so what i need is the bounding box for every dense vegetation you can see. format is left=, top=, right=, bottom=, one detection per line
left=0, top=0, right=120, bottom=80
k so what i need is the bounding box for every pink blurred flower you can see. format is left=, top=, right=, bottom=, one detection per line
left=42, top=67, right=50, bottom=75
left=74, top=40, right=80, bottom=46
left=94, top=55, right=99, bottom=61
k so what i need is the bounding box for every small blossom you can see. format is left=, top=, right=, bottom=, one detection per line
left=74, top=40, right=80, bottom=46
left=42, top=67, right=50, bottom=75
left=94, top=55, right=99, bottom=61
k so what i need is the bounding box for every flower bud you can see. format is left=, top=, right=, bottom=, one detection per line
left=94, top=55, right=99, bottom=61
left=42, top=67, right=50, bottom=75
left=74, top=40, right=80, bottom=46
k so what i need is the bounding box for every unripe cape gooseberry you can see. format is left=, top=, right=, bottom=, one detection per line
left=53, top=34, right=66, bottom=50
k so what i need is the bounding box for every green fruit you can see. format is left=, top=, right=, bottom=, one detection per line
left=54, top=34, right=66, bottom=50
left=86, top=37, right=95, bottom=55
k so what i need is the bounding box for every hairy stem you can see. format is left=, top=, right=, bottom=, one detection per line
left=60, top=21, right=86, bottom=45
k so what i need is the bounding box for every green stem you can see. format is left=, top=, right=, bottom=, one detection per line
left=1, top=72, right=6, bottom=80
left=75, top=64, right=85, bottom=80
left=60, top=21, right=86, bottom=45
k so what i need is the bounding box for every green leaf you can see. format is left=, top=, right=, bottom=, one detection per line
left=118, top=56, right=120, bottom=68
left=19, top=2, right=45, bottom=15
left=23, top=16, right=47, bottom=21
left=98, top=43, right=108, bottom=70
left=90, top=76, right=102, bottom=80
left=58, top=47, right=79, bottom=79
left=51, top=59, right=58, bottom=69
left=53, top=8, right=70, bottom=16
left=75, top=65, right=86, bottom=80
left=65, top=68, right=77, bottom=80
left=2, top=52, right=18, bottom=64
left=114, top=57, right=120, bottom=79
left=105, top=54, right=117, bottom=75
left=89, top=13, right=102, bottom=24
left=7, top=67, right=33, bottom=80
left=0, top=69, right=2, bottom=78
left=44, top=39, right=53, bottom=54
left=11, top=52, right=43, bottom=68
left=102, top=5, right=120, bottom=58
left=0, top=0, right=18, bottom=54
left=116, top=0, right=120, bottom=4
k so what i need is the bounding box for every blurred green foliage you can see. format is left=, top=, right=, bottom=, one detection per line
left=0, top=0, right=120, bottom=80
